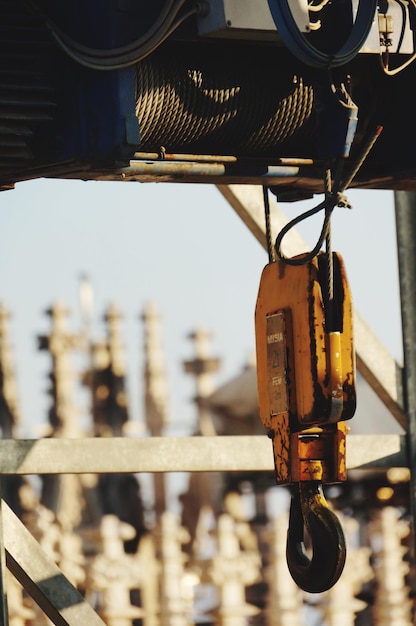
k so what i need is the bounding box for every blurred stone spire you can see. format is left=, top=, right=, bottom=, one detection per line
left=0, top=302, right=27, bottom=518
left=79, top=272, right=94, bottom=341
left=86, top=302, right=129, bottom=437
left=142, top=301, right=169, bottom=436
left=38, top=301, right=83, bottom=437
left=101, top=302, right=130, bottom=436
left=0, top=302, right=20, bottom=438
left=37, top=302, right=85, bottom=528
left=183, top=327, right=220, bottom=436
left=142, top=302, right=169, bottom=521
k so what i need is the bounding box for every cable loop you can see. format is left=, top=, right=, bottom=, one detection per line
left=274, top=125, right=383, bottom=266
left=274, top=184, right=346, bottom=266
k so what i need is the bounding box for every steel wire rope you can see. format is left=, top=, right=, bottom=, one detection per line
left=151, top=65, right=173, bottom=140
left=286, top=81, right=306, bottom=137
left=191, top=79, right=241, bottom=145
left=135, top=61, right=155, bottom=140
left=177, top=70, right=207, bottom=146
left=134, top=52, right=316, bottom=154
left=275, top=82, right=313, bottom=147
left=283, top=79, right=308, bottom=139
left=324, top=167, right=334, bottom=330
left=166, top=69, right=202, bottom=146
left=137, top=63, right=176, bottom=147
left=263, top=186, right=275, bottom=263
left=171, top=70, right=212, bottom=148
left=243, top=87, right=275, bottom=151
left=151, top=72, right=178, bottom=148
left=185, top=79, right=237, bottom=145
left=242, top=79, right=314, bottom=152
left=249, top=89, right=290, bottom=150
left=274, top=126, right=383, bottom=265
left=187, top=78, right=238, bottom=145
left=274, top=80, right=307, bottom=144
left=274, top=194, right=339, bottom=266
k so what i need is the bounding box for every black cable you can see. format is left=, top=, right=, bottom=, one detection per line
left=47, top=9, right=198, bottom=71
left=267, top=0, right=378, bottom=69
left=24, top=0, right=198, bottom=71
left=275, top=200, right=335, bottom=266
left=263, top=187, right=275, bottom=263
left=275, top=126, right=383, bottom=266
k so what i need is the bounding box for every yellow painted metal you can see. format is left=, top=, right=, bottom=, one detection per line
left=293, top=422, right=347, bottom=483
left=255, top=252, right=355, bottom=485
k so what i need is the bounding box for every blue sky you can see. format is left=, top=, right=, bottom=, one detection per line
left=0, top=179, right=401, bottom=437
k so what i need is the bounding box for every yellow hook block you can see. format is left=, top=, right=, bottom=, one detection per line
left=255, top=251, right=355, bottom=485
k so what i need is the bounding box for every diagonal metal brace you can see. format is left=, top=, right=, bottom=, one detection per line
left=3, top=501, right=105, bottom=626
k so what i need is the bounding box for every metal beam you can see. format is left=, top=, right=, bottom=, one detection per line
left=217, top=184, right=406, bottom=428
left=3, top=501, right=106, bottom=626
left=0, top=435, right=407, bottom=474
left=394, top=190, right=416, bottom=559
left=0, top=496, right=9, bottom=626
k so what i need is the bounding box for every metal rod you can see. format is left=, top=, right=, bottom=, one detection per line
left=0, top=492, right=9, bottom=626
left=132, top=152, right=315, bottom=166
left=394, top=190, right=416, bottom=572
left=119, top=161, right=300, bottom=179
left=3, top=501, right=105, bottom=626
left=133, top=152, right=238, bottom=163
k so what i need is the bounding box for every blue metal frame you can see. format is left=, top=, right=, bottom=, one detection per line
left=50, top=0, right=146, bottom=165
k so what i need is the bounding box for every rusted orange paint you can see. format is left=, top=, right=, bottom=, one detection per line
left=255, top=252, right=354, bottom=485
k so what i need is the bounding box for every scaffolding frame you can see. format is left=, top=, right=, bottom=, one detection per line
left=0, top=184, right=411, bottom=624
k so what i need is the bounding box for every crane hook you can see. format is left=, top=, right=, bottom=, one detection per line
left=286, top=481, right=346, bottom=593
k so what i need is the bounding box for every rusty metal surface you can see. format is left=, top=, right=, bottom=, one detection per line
left=394, top=191, right=416, bottom=572
left=4, top=157, right=416, bottom=192
left=255, top=255, right=355, bottom=427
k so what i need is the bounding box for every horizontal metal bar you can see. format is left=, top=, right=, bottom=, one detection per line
left=0, top=435, right=407, bottom=475
left=118, top=161, right=300, bottom=181
left=134, top=151, right=239, bottom=163
left=132, top=152, right=315, bottom=166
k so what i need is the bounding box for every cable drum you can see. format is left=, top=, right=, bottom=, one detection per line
left=134, top=47, right=316, bottom=157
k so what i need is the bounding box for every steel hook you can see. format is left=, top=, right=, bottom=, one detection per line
left=286, top=481, right=346, bottom=593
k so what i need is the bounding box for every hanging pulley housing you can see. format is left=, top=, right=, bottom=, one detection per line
left=255, top=251, right=356, bottom=485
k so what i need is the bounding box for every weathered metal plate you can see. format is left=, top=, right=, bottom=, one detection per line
left=266, top=312, right=289, bottom=417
